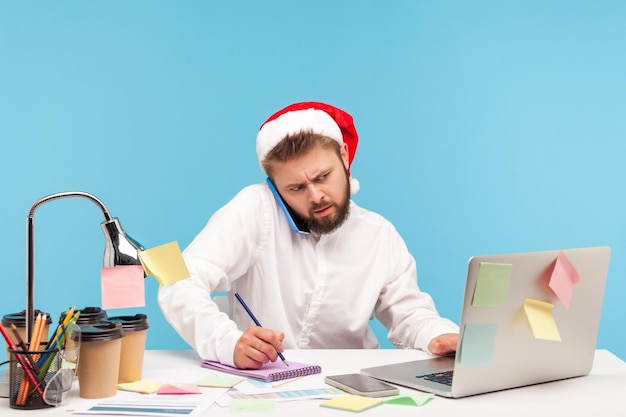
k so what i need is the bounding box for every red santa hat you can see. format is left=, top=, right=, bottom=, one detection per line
left=256, top=101, right=360, bottom=193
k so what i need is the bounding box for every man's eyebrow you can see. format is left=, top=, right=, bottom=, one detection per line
left=283, top=180, right=304, bottom=189
left=311, top=169, right=332, bottom=181
left=283, top=167, right=332, bottom=189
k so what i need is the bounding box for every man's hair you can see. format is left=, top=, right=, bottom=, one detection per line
left=261, top=130, right=342, bottom=176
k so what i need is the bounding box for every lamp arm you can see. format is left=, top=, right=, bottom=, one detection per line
left=25, top=191, right=122, bottom=340
left=28, top=191, right=113, bottom=221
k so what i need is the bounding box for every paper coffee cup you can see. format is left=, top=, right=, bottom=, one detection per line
left=65, top=307, right=108, bottom=380
left=103, top=314, right=149, bottom=383
left=76, top=322, right=123, bottom=399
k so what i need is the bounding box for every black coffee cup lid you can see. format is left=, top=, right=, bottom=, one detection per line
left=2, top=310, right=52, bottom=327
left=103, top=314, right=149, bottom=332
left=77, top=322, right=124, bottom=342
left=59, top=306, right=107, bottom=325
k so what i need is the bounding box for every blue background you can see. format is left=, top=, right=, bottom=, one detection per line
left=1, top=2, right=624, bottom=360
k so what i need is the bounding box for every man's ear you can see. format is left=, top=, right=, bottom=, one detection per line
left=340, top=143, right=350, bottom=170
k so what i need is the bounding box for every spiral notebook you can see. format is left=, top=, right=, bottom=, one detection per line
left=201, top=360, right=321, bottom=383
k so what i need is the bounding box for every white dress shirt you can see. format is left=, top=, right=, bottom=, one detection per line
left=158, top=183, right=459, bottom=366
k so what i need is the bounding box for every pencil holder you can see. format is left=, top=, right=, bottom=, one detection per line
left=2, top=310, right=52, bottom=361
left=8, top=346, right=61, bottom=409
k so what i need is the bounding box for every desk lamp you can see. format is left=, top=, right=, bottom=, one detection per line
left=25, top=191, right=145, bottom=340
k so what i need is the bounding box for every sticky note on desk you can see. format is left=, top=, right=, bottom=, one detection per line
left=196, top=375, right=243, bottom=388
left=157, top=383, right=202, bottom=394
left=118, top=380, right=163, bottom=393
left=229, top=399, right=276, bottom=412
left=320, top=394, right=383, bottom=412
left=139, top=241, right=190, bottom=286
left=384, top=394, right=434, bottom=406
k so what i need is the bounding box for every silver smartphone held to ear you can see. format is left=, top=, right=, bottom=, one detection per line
left=325, top=373, right=399, bottom=397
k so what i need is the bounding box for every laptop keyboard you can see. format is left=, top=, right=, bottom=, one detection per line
left=416, top=370, right=454, bottom=386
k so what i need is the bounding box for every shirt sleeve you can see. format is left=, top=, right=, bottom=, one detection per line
left=157, top=186, right=270, bottom=365
left=374, top=227, right=459, bottom=352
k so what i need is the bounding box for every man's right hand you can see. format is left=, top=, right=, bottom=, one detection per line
left=233, top=325, right=286, bottom=369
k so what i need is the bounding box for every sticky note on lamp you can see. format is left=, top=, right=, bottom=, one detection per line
left=472, top=262, right=512, bottom=307
left=523, top=298, right=561, bottom=341
left=139, top=241, right=190, bottom=286
left=101, top=265, right=146, bottom=309
left=548, top=252, right=581, bottom=309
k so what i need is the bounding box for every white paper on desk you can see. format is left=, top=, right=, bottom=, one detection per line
left=71, top=390, right=224, bottom=416
left=215, top=386, right=342, bottom=407
left=235, top=372, right=329, bottom=394
left=213, top=369, right=344, bottom=407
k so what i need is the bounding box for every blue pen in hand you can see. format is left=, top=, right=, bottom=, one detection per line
left=234, top=292, right=289, bottom=366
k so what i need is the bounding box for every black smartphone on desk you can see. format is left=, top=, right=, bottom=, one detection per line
left=325, top=373, right=399, bottom=397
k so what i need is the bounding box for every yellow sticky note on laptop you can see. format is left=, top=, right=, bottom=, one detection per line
left=523, top=298, right=561, bottom=341
left=320, top=394, right=382, bottom=412
left=139, top=241, right=190, bottom=286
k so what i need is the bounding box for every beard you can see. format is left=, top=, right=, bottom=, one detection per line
left=302, top=173, right=351, bottom=235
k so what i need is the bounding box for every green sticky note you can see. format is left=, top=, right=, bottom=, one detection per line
left=229, top=399, right=276, bottom=412
left=472, top=262, right=512, bottom=307
left=384, top=394, right=434, bottom=406
left=196, top=375, right=243, bottom=388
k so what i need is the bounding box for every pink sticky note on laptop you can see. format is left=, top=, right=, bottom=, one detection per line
left=549, top=252, right=581, bottom=309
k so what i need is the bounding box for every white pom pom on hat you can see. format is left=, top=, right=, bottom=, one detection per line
left=256, top=101, right=360, bottom=193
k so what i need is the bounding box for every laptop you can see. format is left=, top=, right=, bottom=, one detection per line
left=361, top=246, right=611, bottom=398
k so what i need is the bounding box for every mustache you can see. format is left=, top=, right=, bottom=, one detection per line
left=310, top=202, right=330, bottom=212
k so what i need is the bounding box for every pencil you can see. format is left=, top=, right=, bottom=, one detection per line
left=234, top=292, right=289, bottom=366
left=17, top=313, right=45, bottom=405
left=37, top=309, right=80, bottom=378
left=45, top=306, right=74, bottom=350
left=9, top=324, right=38, bottom=370
left=0, top=326, right=45, bottom=399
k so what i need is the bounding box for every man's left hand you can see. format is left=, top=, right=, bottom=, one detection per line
left=428, top=333, right=458, bottom=356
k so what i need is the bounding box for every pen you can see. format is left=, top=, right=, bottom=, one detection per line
left=234, top=292, right=289, bottom=366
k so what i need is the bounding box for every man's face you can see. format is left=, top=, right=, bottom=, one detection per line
left=270, top=143, right=351, bottom=234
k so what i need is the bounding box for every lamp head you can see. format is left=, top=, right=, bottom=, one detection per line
left=101, top=218, right=145, bottom=268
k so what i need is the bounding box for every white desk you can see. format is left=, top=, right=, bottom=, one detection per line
left=1, top=349, right=625, bottom=416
